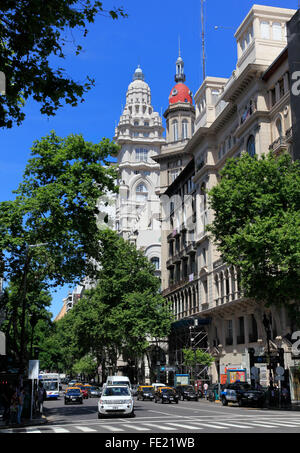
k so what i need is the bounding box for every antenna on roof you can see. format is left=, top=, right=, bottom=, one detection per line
left=178, top=35, right=181, bottom=57
left=201, top=0, right=206, bottom=81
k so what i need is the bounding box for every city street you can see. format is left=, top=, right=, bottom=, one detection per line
left=1, top=391, right=300, bottom=433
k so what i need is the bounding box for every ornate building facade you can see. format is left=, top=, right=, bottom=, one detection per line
left=161, top=4, right=300, bottom=399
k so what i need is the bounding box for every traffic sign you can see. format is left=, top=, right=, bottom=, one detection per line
left=276, top=366, right=284, bottom=376
left=275, top=375, right=285, bottom=381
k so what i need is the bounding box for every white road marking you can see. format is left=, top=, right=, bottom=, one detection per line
left=166, top=422, right=203, bottom=430
left=210, top=421, right=253, bottom=429
left=75, top=426, right=97, bottom=432
left=52, top=427, right=70, bottom=433
left=142, top=423, right=177, bottom=431
left=122, top=424, right=151, bottom=431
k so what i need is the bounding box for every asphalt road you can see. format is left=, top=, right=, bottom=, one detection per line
left=2, top=391, right=300, bottom=434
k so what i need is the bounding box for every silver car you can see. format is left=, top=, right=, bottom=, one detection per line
left=89, top=386, right=102, bottom=398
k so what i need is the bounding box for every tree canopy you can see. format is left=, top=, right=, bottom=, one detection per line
left=0, top=0, right=127, bottom=128
left=0, top=131, right=119, bottom=368
left=207, top=151, right=300, bottom=313
left=49, top=229, right=173, bottom=378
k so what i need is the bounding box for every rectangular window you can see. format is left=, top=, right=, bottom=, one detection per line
left=272, top=22, right=282, bottom=41
left=136, top=148, right=148, bottom=161
left=260, top=21, right=270, bottom=39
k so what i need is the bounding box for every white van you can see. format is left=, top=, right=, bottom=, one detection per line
left=151, top=383, right=166, bottom=390
left=105, top=376, right=131, bottom=389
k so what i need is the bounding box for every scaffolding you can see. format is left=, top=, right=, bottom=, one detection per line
left=168, top=317, right=211, bottom=382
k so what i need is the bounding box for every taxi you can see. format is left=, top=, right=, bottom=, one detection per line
left=154, top=386, right=179, bottom=404
left=137, top=385, right=155, bottom=401
left=74, top=384, right=89, bottom=399
left=64, top=386, right=83, bottom=405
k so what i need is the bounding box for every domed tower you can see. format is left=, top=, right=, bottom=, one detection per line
left=152, top=51, right=195, bottom=194
left=114, top=65, right=165, bottom=274
left=165, top=51, right=195, bottom=144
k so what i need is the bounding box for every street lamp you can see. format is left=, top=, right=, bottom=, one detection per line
left=262, top=313, right=273, bottom=386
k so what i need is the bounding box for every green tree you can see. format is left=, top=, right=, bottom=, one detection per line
left=207, top=152, right=300, bottom=317
left=72, top=354, right=97, bottom=380
left=58, top=229, right=173, bottom=380
left=0, top=131, right=119, bottom=369
left=0, top=1, right=127, bottom=128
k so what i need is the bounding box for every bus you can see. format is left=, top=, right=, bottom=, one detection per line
left=38, top=373, right=60, bottom=399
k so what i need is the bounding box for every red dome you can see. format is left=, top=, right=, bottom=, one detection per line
left=169, top=83, right=193, bottom=105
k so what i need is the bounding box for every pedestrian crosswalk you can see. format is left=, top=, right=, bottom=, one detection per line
left=2, top=416, right=300, bottom=433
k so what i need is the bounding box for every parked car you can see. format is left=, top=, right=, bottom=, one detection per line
left=64, top=387, right=83, bottom=405
left=175, top=385, right=198, bottom=401
left=221, top=383, right=265, bottom=407
left=98, top=385, right=135, bottom=418
left=154, top=386, right=179, bottom=404
left=137, top=385, right=155, bottom=401
left=88, top=386, right=102, bottom=398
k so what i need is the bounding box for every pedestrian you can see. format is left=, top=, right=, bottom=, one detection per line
left=9, top=390, right=18, bottom=425
left=37, top=382, right=46, bottom=414
left=17, top=387, right=25, bottom=424
left=281, top=386, right=289, bottom=407
left=1, top=386, right=11, bottom=424
left=203, top=382, right=208, bottom=399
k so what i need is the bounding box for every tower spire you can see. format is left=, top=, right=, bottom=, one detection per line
left=175, top=39, right=186, bottom=83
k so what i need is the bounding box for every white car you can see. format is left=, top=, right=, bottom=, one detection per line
left=98, top=385, right=135, bottom=418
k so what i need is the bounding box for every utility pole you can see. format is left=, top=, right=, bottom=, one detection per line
left=201, top=0, right=206, bottom=81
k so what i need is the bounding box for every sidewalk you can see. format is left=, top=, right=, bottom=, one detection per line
left=0, top=412, right=48, bottom=429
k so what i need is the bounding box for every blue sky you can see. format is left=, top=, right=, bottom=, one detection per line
left=0, top=0, right=298, bottom=319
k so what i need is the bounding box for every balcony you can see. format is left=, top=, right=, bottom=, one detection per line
left=269, top=136, right=288, bottom=155
left=186, top=241, right=196, bottom=254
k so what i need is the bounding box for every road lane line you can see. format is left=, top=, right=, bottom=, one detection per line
left=122, top=424, right=151, bottom=431
left=166, top=423, right=203, bottom=430
left=209, top=421, right=253, bottom=429
left=100, top=425, right=125, bottom=432
left=142, top=423, right=177, bottom=431
left=189, top=422, right=228, bottom=430
left=75, top=426, right=97, bottom=432
left=52, top=427, right=70, bottom=433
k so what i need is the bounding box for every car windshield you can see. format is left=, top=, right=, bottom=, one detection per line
left=161, top=388, right=175, bottom=394
left=182, top=386, right=194, bottom=391
left=103, top=387, right=130, bottom=397
left=111, top=381, right=129, bottom=386
left=67, top=389, right=80, bottom=394
left=90, top=387, right=98, bottom=391
left=142, top=388, right=154, bottom=393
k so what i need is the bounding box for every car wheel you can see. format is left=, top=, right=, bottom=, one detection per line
left=176, top=400, right=178, bottom=404
left=98, top=412, right=104, bottom=419
left=221, top=397, right=228, bottom=406
left=142, top=397, right=144, bottom=401
left=237, top=399, right=243, bottom=407
left=155, top=398, right=157, bottom=403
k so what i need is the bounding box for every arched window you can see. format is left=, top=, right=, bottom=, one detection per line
left=172, top=120, right=178, bottom=142
left=151, top=257, right=160, bottom=270
left=136, top=183, right=148, bottom=202
left=182, top=120, right=188, bottom=139
left=276, top=118, right=283, bottom=138
left=247, top=135, right=256, bottom=157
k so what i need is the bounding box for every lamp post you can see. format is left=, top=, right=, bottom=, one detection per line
left=262, top=313, right=273, bottom=387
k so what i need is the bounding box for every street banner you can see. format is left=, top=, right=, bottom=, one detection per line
left=28, top=360, right=39, bottom=380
